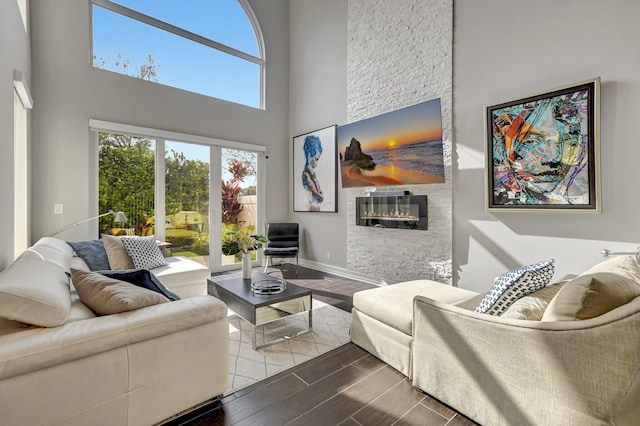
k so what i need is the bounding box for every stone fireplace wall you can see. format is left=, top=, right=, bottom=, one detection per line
left=346, top=0, right=452, bottom=284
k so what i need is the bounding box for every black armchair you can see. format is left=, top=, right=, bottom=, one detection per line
left=263, top=223, right=299, bottom=273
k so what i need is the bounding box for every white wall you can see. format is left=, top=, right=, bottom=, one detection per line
left=0, top=0, right=31, bottom=269
left=453, top=0, right=640, bottom=292
left=29, top=0, right=289, bottom=242
left=289, top=0, right=349, bottom=268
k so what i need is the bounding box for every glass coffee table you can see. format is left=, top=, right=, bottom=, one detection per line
left=208, top=272, right=312, bottom=350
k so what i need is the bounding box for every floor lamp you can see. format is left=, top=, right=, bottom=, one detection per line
left=46, top=209, right=128, bottom=238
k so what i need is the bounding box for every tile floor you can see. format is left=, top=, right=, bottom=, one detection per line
left=226, top=299, right=352, bottom=394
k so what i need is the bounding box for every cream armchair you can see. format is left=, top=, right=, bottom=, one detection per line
left=412, top=294, right=640, bottom=426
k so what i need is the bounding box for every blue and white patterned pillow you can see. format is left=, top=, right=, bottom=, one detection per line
left=121, top=236, right=168, bottom=270
left=475, top=259, right=555, bottom=316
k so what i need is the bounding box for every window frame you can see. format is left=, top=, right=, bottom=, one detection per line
left=90, top=0, right=266, bottom=109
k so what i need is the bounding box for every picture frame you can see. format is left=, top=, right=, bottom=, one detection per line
left=293, top=125, right=338, bottom=212
left=485, top=78, right=601, bottom=212
left=337, top=99, right=445, bottom=188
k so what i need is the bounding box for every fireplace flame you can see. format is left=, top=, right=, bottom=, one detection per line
left=363, top=210, right=418, bottom=220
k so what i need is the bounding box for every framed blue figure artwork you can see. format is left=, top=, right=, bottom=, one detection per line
left=485, top=78, right=601, bottom=212
left=293, top=125, right=338, bottom=212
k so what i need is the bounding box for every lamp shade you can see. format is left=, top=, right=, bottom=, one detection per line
left=113, top=212, right=128, bottom=223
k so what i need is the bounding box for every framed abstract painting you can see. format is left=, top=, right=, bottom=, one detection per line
left=293, top=125, right=338, bottom=212
left=485, top=78, right=601, bottom=212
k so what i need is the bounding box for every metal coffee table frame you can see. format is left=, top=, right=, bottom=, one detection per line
left=209, top=272, right=313, bottom=350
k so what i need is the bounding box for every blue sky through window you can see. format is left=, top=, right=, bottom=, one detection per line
left=92, top=0, right=261, bottom=108
left=109, top=0, right=259, bottom=56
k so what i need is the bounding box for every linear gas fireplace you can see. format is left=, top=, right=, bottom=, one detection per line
left=356, top=193, right=428, bottom=230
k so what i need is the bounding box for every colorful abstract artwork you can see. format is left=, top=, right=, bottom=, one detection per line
left=337, top=99, right=445, bottom=188
left=293, top=125, right=338, bottom=212
left=486, top=78, right=600, bottom=211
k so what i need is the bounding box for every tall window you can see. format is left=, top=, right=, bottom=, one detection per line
left=91, top=0, right=265, bottom=109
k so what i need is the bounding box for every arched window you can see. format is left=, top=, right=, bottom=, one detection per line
left=91, top=0, right=265, bottom=109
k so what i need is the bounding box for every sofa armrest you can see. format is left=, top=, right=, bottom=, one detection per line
left=411, top=295, right=640, bottom=426
left=0, top=296, right=228, bottom=381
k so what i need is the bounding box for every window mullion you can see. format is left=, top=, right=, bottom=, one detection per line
left=155, top=138, right=166, bottom=243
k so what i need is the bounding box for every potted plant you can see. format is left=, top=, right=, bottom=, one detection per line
left=221, top=225, right=267, bottom=279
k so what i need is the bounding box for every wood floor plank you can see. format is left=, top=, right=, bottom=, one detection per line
left=394, top=402, right=450, bottom=426
left=420, top=393, right=457, bottom=419
left=351, top=370, right=428, bottom=425
left=446, top=413, right=480, bottom=426
left=338, top=418, right=361, bottom=426
left=231, top=364, right=371, bottom=426
left=293, top=343, right=370, bottom=385
left=232, top=343, right=353, bottom=398
left=351, top=352, right=386, bottom=372
left=286, top=365, right=405, bottom=426
left=218, top=374, right=308, bottom=425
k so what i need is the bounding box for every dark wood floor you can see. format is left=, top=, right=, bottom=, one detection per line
left=184, top=264, right=478, bottom=426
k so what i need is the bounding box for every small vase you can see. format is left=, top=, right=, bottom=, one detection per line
left=242, top=253, right=252, bottom=279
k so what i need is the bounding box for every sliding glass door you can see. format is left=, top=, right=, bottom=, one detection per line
left=221, top=148, right=258, bottom=267
left=164, top=141, right=211, bottom=267
left=97, top=126, right=263, bottom=273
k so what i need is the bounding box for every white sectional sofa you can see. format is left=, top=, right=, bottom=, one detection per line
left=0, top=237, right=229, bottom=426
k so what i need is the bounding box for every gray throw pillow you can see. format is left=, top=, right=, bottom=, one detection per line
left=70, top=268, right=169, bottom=315
left=121, top=236, right=168, bottom=269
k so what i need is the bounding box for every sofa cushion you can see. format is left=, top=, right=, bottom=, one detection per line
left=501, top=281, right=567, bottom=320
left=102, top=234, right=135, bottom=270
left=67, top=240, right=111, bottom=271
left=0, top=295, right=228, bottom=382
left=121, top=236, right=168, bottom=270
left=0, top=258, right=71, bottom=327
left=152, top=256, right=210, bottom=292
left=33, top=237, right=75, bottom=257
left=29, top=237, right=74, bottom=273
left=475, top=259, right=555, bottom=315
left=353, top=280, right=478, bottom=335
left=542, top=272, right=640, bottom=321
left=71, top=269, right=169, bottom=315
left=581, top=254, right=640, bottom=281
left=19, top=246, right=71, bottom=274
left=98, top=269, right=180, bottom=301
